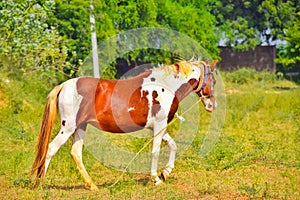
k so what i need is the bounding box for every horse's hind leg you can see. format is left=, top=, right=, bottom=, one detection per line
left=44, top=125, right=76, bottom=177
left=71, top=127, right=98, bottom=191
left=44, top=80, right=79, bottom=178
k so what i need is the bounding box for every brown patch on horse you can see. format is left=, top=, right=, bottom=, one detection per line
left=151, top=90, right=161, bottom=117
left=167, top=81, right=195, bottom=122
left=168, top=97, right=179, bottom=123
left=76, top=77, right=100, bottom=128
left=87, top=71, right=152, bottom=133
left=93, top=79, right=123, bottom=132
left=127, top=88, right=149, bottom=129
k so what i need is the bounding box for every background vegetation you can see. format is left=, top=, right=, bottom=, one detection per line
left=1, top=0, right=299, bottom=78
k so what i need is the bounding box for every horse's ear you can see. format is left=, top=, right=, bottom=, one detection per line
left=173, top=62, right=180, bottom=77
left=174, top=62, right=180, bottom=72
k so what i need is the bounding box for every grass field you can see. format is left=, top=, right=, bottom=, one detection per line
left=0, top=69, right=299, bottom=199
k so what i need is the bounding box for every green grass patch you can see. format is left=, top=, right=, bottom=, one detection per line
left=0, top=69, right=299, bottom=199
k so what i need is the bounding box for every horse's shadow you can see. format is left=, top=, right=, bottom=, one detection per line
left=46, top=177, right=150, bottom=191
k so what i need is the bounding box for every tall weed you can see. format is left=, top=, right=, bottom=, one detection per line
left=222, top=68, right=278, bottom=84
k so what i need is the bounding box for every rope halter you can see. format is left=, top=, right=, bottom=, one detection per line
left=193, top=60, right=217, bottom=98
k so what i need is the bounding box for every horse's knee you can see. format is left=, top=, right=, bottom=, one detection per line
left=70, top=143, right=83, bottom=161
left=163, top=134, right=177, bottom=151
left=168, top=139, right=177, bottom=151
left=70, top=148, right=78, bottom=159
left=152, top=150, right=160, bottom=159
left=47, top=142, right=58, bottom=159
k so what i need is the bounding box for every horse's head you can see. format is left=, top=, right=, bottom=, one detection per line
left=192, top=60, right=218, bottom=112
left=170, top=59, right=218, bottom=112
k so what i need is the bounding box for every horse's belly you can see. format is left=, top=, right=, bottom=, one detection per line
left=96, top=111, right=147, bottom=133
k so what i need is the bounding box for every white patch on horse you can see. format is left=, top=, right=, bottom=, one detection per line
left=59, top=78, right=83, bottom=123
left=44, top=78, right=83, bottom=175
left=142, top=65, right=202, bottom=127
left=142, top=70, right=178, bottom=127
left=128, top=107, right=135, bottom=112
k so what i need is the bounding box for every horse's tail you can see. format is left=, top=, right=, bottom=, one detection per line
left=31, top=84, right=63, bottom=180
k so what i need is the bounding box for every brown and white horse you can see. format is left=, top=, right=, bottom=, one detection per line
left=31, top=59, right=217, bottom=189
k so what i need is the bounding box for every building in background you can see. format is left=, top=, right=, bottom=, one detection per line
left=218, top=46, right=276, bottom=72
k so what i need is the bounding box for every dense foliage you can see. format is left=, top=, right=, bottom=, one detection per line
left=0, top=0, right=72, bottom=76
left=212, top=0, right=299, bottom=49
left=212, top=0, right=300, bottom=73
left=276, top=12, right=300, bottom=72
left=0, top=0, right=299, bottom=78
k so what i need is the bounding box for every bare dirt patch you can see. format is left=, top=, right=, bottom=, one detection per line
left=226, top=89, right=244, bottom=94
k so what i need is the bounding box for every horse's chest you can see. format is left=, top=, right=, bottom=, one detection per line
left=140, top=83, right=176, bottom=127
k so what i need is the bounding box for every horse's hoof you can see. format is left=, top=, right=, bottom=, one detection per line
left=154, top=179, right=163, bottom=186
left=154, top=179, right=164, bottom=186
left=85, top=182, right=99, bottom=191
left=161, top=169, right=170, bottom=181
left=151, top=175, right=163, bottom=186
left=90, top=183, right=99, bottom=191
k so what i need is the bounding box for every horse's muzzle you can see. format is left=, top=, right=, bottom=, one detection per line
left=202, top=98, right=217, bottom=112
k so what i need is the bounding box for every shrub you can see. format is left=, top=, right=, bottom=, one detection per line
left=0, top=0, right=76, bottom=76
left=222, top=68, right=278, bottom=84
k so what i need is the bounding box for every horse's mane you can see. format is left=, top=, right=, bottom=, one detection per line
left=155, top=57, right=206, bottom=78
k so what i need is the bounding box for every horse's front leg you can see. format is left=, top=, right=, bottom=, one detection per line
left=161, top=133, right=177, bottom=181
left=150, top=121, right=166, bottom=186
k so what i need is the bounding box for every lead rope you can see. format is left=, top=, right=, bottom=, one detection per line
left=209, top=73, right=214, bottom=97
left=109, top=98, right=202, bottom=187
left=209, top=64, right=218, bottom=97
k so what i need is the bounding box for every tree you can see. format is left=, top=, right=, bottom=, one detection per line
left=47, top=0, right=92, bottom=66
left=212, top=0, right=298, bottom=50
left=52, top=0, right=219, bottom=60
left=94, top=0, right=219, bottom=77
left=156, top=0, right=219, bottom=57
left=2, top=0, right=219, bottom=78
left=0, top=0, right=72, bottom=76
left=276, top=11, right=300, bottom=72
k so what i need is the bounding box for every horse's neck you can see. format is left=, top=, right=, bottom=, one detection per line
left=150, top=69, right=191, bottom=97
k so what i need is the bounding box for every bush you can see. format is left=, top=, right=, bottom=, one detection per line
left=222, top=68, right=278, bottom=84
left=0, top=0, right=76, bottom=76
